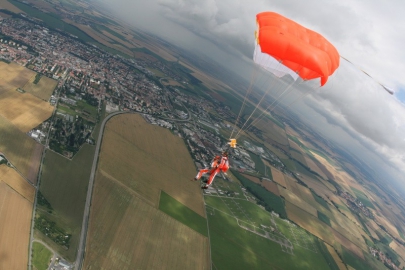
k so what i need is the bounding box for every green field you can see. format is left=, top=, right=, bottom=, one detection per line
left=317, top=211, right=331, bottom=226
left=351, top=187, right=375, bottom=209
left=208, top=210, right=336, bottom=269
left=316, top=240, right=340, bottom=270
left=32, top=242, right=52, bottom=270
left=340, top=245, right=386, bottom=270
left=57, top=105, right=77, bottom=117
left=75, top=100, right=98, bottom=119
left=375, top=230, right=393, bottom=245
left=232, top=170, right=287, bottom=218
left=249, top=152, right=266, bottom=176
left=159, top=191, right=207, bottom=236
left=38, top=144, right=95, bottom=261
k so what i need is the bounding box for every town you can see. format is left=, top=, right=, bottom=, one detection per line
left=0, top=13, right=267, bottom=171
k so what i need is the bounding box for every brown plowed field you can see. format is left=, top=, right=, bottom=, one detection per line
left=242, top=174, right=261, bottom=184
left=269, top=166, right=286, bottom=187
left=261, top=179, right=280, bottom=196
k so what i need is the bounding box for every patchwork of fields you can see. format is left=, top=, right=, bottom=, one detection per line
left=83, top=114, right=209, bottom=269
left=0, top=62, right=55, bottom=183
left=204, top=180, right=339, bottom=270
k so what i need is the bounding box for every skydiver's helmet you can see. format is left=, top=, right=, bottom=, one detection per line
left=222, top=151, right=228, bottom=157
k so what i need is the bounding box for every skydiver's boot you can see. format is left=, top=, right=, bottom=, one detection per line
left=201, top=184, right=209, bottom=189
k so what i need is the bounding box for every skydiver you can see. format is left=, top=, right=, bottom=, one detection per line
left=194, top=152, right=230, bottom=189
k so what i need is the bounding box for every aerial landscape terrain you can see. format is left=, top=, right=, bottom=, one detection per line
left=0, top=0, right=405, bottom=270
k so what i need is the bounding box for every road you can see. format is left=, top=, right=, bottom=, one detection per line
left=74, top=109, right=194, bottom=269
left=28, top=78, right=65, bottom=270
left=74, top=111, right=125, bottom=270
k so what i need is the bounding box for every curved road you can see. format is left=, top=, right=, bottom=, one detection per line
left=74, top=110, right=191, bottom=270
left=74, top=111, right=127, bottom=270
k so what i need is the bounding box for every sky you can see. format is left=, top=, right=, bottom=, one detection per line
left=95, top=0, right=405, bottom=192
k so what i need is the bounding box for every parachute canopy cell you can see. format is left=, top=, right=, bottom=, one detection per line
left=255, top=12, right=340, bottom=86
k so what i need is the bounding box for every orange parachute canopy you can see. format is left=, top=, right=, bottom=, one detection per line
left=255, top=12, right=340, bottom=86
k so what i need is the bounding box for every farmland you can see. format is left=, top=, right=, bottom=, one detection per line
left=159, top=191, right=208, bottom=236
left=204, top=180, right=339, bottom=270
left=0, top=62, right=54, bottom=132
left=0, top=115, right=43, bottom=183
left=37, top=144, right=95, bottom=261
left=22, top=74, right=58, bottom=101
left=32, top=242, right=53, bottom=270
left=83, top=114, right=209, bottom=269
left=0, top=180, right=33, bottom=270
left=95, top=114, right=205, bottom=215
left=0, top=164, right=35, bottom=202
left=270, top=166, right=287, bottom=187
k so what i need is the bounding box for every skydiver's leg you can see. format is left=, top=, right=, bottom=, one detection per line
left=205, top=168, right=220, bottom=187
left=194, top=168, right=209, bottom=180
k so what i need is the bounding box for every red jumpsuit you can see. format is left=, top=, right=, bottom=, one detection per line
left=195, top=155, right=229, bottom=187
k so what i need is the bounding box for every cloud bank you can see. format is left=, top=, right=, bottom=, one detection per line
left=95, top=0, right=405, bottom=189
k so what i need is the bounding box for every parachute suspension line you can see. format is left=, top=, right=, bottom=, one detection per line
left=240, top=79, right=299, bottom=136
left=229, top=64, right=260, bottom=139
left=233, top=65, right=283, bottom=139
left=230, top=49, right=282, bottom=139
left=282, top=66, right=341, bottom=111
left=266, top=79, right=304, bottom=113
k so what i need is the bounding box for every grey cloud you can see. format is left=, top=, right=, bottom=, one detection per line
left=94, top=0, right=405, bottom=185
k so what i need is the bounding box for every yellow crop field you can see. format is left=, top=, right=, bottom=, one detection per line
left=22, top=75, right=58, bottom=101
left=269, top=166, right=286, bottom=187
left=278, top=187, right=317, bottom=216
left=0, top=116, right=44, bottom=183
left=0, top=165, right=35, bottom=202
left=84, top=114, right=209, bottom=269
left=285, top=200, right=336, bottom=245
left=0, top=181, right=33, bottom=270
left=325, top=243, right=346, bottom=270
left=0, top=62, right=54, bottom=132
left=0, top=62, right=35, bottom=87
